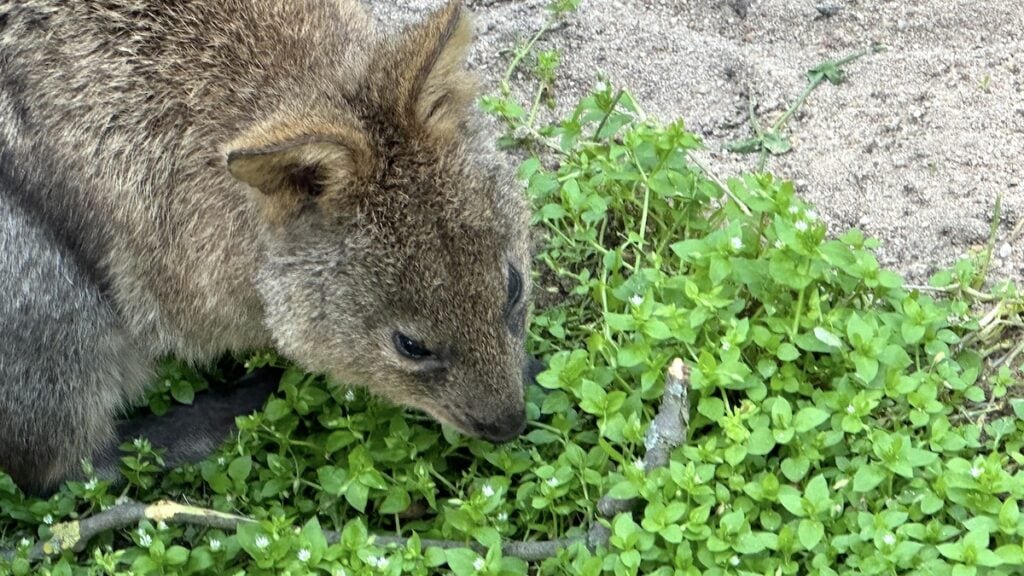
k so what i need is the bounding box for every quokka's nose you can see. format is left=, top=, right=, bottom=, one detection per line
left=470, top=410, right=527, bottom=443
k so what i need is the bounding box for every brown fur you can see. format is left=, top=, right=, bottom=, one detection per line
left=0, top=0, right=531, bottom=493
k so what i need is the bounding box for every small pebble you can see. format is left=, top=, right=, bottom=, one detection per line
left=816, top=3, right=843, bottom=17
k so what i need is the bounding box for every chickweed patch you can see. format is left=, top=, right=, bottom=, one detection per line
left=3, top=4, right=1024, bottom=575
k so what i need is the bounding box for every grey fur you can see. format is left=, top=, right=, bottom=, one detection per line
left=0, top=0, right=532, bottom=495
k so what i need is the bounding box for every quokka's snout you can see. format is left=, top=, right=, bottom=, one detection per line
left=463, top=356, right=545, bottom=442
left=468, top=410, right=527, bottom=443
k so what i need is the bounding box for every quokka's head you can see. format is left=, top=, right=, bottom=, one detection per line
left=224, top=1, right=532, bottom=442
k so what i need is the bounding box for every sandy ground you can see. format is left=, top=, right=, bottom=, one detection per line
left=368, top=0, right=1024, bottom=285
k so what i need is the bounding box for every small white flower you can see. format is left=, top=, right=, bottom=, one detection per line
left=729, top=555, right=740, bottom=566
left=139, top=533, right=153, bottom=547
left=84, top=478, right=98, bottom=491
left=481, top=484, right=495, bottom=498
left=497, top=512, right=509, bottom=522
left=18, top=538, right=30, bottom=548
left=846, top=404, right=855, bottom=414
left=730, top=236, right=743, bottom=251
left=882, top=533, right=896, bottom=546
left=137, top=527, right=147, bottom=538
left=42, top=514, right=53, bottom=525
left=255, top=535, right=270, bottom=550
left=133, top=438, right=145, bottom=449
left=345, top=389, right=356, bottom=402
left=794, top=220, right=809, bottom=232
left=297, top=548, right=311, bottom=562
left=806, top=209, right=818, bottom=221
left=473, top=557, right=486, bottom=571
left=788, top=205, right=800, bottom=214
left=633, top=458, right=645, bottom=471
left=217, top=456, right=227, bottom=466
left=970, top=466, right=983, bottom=479
left=774, top=240, right=784, bottom=249
left=209, top=538, right=222, bottom=552
left=368, top=555, right=389, bottom=569
left=833, top=503, right=843, bottom=514
left=721, top=340, right=731, bottom=352
left=157, top=521, right=168, bottom=531
left=629, top=293, right=643, bottom=306
left=546, top=477, right=559, bottom=487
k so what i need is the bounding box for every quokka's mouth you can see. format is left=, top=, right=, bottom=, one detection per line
left=420, top=402, right=526, bottom=444
left=464, top=410, right=527, bottom=444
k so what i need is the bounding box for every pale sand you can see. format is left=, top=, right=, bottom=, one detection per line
left=369, top=0, right=1024, bottom=284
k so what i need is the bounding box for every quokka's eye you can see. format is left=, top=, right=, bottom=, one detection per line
left=393, top=331, right=432, bottom=360
left=507, top=264, right=522, bottom=308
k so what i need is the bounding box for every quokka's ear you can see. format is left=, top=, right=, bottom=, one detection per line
left=225, top=119, right=371, bottom=222
left=387, top=0, right=477, bottom=141
left=227, top=137, right=352, bottom=198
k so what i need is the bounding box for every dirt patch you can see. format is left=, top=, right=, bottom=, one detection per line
left=368, top=0, right=1024, bottom=285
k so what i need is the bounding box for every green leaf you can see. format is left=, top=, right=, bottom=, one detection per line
left=777, top=343, right=800, bottom=362
left=379, top=489, right=411, bottom=515
left=301, top=516, right=328, bottom=563
left=724, top=136, right=764, bottom=154
left=748, top=426, right=776, bottom=455
left=317, top=465, right=347, bottom=496
left=781, top=456, right=809, bottom=482
left=808, top=61, right=844, bottom=84
left=813, top=327, right=845, bottom=349
left=804, top=474, right=829, bottom=505
left=170, top=379, right=195, bottom=405
left=236, top=522, right=267, bottom=560
left=852, top=354, right=879, bottom=383
left=697, top=396, right=725, bottom=421
left=165, top=545, right=189, bottom=566
left=643, top=319, right=673, bottom=340
left=793, top=407, right=830, bottom=433
left=998, top=498, right=1020, bottom=532
left=852, top=465, right=886, bottom=493
left=903, top=447, right=938, bottom=468
left=762, top=131, right=792, bottom=154
left=263, top=398, right=291, bottom=421
left=424, top=547, right=448, bottom=567
left=346, top=481, right=369, bottom=512
left=227, top=455, right=252, bottom=482
left=607, top=481, right=640, bottom=500
left=446, top=548, right=483, bottom=576
left=846, top=312, right=874, bottom=344
left=616, top=344, right=647, bottom=369
left=798, top=519, right=824, bottom=550
left=778, top=486, right=805, bottom=517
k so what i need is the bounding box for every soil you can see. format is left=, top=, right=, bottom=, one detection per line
left=368, top=0, right=1024, bottom=285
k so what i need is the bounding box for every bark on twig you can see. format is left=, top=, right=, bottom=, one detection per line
left=3, top=359, right=691, bottom=564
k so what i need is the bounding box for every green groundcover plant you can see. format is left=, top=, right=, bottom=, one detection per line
left=2, top=30, right=1024, bottom=576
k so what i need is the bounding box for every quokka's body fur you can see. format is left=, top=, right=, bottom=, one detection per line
left=0, top=0, right=533, bottom=494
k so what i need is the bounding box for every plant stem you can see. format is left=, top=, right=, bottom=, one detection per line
left=973, top=192, right=1001, bottom=290
left=502, top=21, right=557, bottom=92
left=791, top=286, right=806, bottom=338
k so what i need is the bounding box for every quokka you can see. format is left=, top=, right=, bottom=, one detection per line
left=0, top=0, right=535, bottom=495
